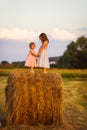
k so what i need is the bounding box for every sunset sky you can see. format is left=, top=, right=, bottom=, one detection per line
left=0, top=0, right=87, bottom=62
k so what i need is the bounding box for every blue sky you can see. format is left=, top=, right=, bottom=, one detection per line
left=0, top=0, right=87, bottom=62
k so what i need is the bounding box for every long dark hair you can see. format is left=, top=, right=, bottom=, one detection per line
left=39, top=33, right=49, bottom=43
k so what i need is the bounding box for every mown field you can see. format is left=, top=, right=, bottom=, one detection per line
left=0, top=68, right=87, bottom=130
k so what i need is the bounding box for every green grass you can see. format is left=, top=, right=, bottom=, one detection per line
left=0, top=76, right=7, bottom=121
left=0, top=68, right=87, bottom=78
left=0, top=68, right=23, bottom=76
left=48, top=68, right=87, bottom=78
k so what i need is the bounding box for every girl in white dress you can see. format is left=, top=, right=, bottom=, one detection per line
left=38, top=33, right=50, bottom=73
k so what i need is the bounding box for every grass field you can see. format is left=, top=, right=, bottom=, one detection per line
left=0, top=68, right=87, bottom=130
left=0, top=68, right=87, bottom=78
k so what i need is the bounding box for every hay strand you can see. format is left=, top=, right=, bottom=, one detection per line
left=5, top=72, right=63, bottom=126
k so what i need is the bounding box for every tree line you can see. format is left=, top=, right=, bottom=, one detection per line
left=58, top=36, right=87, bottom=68
left=0, top=61, right=25, bottom=68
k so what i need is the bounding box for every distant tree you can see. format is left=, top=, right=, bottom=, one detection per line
left=1, top=61, right=9, bottom=64
left=76, top=36, right=87, bottom=68
left=0, top=60, right=13, bottom=68
left=12, top=61, right=25, bottom=68
left=58, top=36, right=87, bottom=68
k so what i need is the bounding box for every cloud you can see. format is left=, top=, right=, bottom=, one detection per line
left=74, top=27, right=87, bottom=37
left=51, top=28, right=76, bottom=41
left=78, top=27, right=87, bottom=31
left=1, top=27, right=86, bottom=42
left=0, top=28, right=39, bottom=41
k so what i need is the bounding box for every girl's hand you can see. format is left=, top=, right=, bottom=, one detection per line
left=38, top=41, right=48, bottom=56
left=38, top=52, right=41, bottom=57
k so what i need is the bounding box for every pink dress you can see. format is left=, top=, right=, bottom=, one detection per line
left=25, top=49, right=36, bottom=67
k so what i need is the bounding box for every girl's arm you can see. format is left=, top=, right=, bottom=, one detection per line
left=30, top=50, right=38, bottom=57
left=38, top=41, right=48, bottom=56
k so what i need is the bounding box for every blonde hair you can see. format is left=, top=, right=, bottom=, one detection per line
left=29, top=42, right=36, bottom=49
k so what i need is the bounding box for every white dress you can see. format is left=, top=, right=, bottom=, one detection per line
left=38, top=47, right=50, bottom=68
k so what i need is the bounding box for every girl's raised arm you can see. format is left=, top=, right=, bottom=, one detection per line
left=30, top=50, right=38, bottom=57
left=38, top=41, right=48, bottom=56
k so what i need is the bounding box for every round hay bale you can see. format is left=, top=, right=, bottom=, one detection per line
left=5, top=71, right=63, bottom=126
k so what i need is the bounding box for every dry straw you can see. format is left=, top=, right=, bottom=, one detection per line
left=5, top=71, right=64, bottom=126
left=1, top=124, right=74, bottom=130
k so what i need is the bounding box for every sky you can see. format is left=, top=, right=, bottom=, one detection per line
left=0, top=0, right=87, bottom=63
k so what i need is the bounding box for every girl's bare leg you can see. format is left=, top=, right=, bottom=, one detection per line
left=43, top=68, right=47, bottom=73
left=30, top=67, right=34, bottom=73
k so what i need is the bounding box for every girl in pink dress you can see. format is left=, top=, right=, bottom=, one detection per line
left=25, top=42, right=37, bottom=73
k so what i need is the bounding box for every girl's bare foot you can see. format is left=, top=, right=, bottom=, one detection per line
left=30, top=70, right=35, bottom=73
left=30, top=67, right=35, bottom=73
left=43, top=71, right=47, bottom=73
left=43, top=68, right=47, bottom=73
